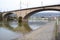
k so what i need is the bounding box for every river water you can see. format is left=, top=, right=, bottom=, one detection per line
left=0, top=20, right=52, bottom=40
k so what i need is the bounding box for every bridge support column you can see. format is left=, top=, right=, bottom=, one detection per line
left=18, top=17, right=22, bottom=26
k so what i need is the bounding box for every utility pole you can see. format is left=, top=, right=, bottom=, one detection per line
left=41, top=1, right=45, bottom=9
left=41, top=1, right=43, bottom=6
left=20, top=0, right=21, bottom=17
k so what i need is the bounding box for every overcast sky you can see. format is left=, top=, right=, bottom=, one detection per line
left=0, top=0, right=60, bottom=12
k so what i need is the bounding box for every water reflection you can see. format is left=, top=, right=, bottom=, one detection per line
left=28, top=20, right=49, bottom=30
left=0, top=21, right=2, bottom=27
left=2, top=20, right=31, bottom=32
left=9, top=20, right=18, bottom=28
left=0, top=20, right=32, bottom=40
left=0, top=27, right=23, bottom=40
left=0, top=21, right=22, bottom=40
left=0, top=18, right=50, bottom=40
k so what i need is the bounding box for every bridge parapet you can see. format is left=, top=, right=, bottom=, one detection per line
left=2, top=4, right=60, bottom=21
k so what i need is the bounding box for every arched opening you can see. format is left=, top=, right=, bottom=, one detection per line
left=3, top=12, right=18, bottom=28
left=24, top=9, right=60, bottom=30
left=4, top=12, right=17, bottom=21
left=3, top=13, right=32, bottom=33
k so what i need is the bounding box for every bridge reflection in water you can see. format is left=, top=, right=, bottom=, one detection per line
left=0, top=18, right=55, bottom=40
left=0, top=20, right=32, bottom=40
left=2, top=20, right=32, bottom=33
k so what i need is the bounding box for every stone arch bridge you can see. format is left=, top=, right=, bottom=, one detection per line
left=2, top=4, right=60, bottom=22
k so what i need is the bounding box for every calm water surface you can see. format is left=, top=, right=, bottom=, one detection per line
left=0, top=20, right=50, bottom=40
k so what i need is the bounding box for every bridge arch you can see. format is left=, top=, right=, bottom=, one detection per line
left=4, top=12, right=13, bottom=18
left=3, top=12, right=17, bottom=21
left=24, top=8, right=60, bottom=30
left=24, top=9, right=60, bottom=19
